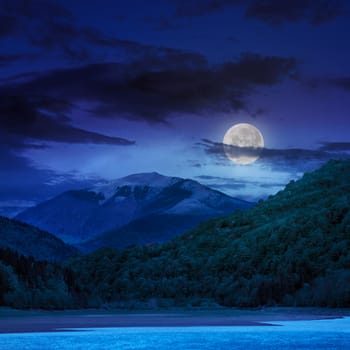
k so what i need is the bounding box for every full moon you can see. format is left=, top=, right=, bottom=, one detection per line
left=223, top=123, right=264, bottom=165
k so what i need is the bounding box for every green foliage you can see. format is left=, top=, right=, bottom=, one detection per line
left=0, top=248, right=78, bottom=309
left=2, top=160, right=350, bottom=309
left=67, top=160, right=350, bottom=308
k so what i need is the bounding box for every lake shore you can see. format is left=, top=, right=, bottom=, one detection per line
left=0, top=307, right=349, bottom=334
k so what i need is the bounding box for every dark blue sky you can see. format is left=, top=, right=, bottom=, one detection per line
left=1, top=0, right=350, bottom=211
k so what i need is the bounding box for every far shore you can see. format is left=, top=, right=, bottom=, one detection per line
left=0, top=307, right=349, bottom=334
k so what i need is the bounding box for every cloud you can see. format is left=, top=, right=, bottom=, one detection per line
left=0, top=146, right=62, bottom=203
left=328, top=77, right=350, bottom=90
left=195, top=175, right=247, bottom=190
left=0, top=54, right=38, bottom=66
left=170, top=0, right=346, bottom=25
left=0, top=94, right=135, bottom=147
left=245, top=0, right=346, bottom=26
left=0, top=145, right=102, bottom=207
left=194, top=174, right=289, bottom=201
left=3, top=53, right=296, bottom=124
left=319, top=142, right=350, bottom=152
left=0, top=14, right=18, bottom=37
left=172, top=0, right=242, bottom=18
left=0, top=0, right=193, bottom=62
left=199, top=139, right=350, bottom=170
left=0, top=0, right=73, bottom=40
left=304, top=76, right=350, bottom=94
left=0, top=92, right=134, bottom=199
left=1, top=0, right=345, bottom=67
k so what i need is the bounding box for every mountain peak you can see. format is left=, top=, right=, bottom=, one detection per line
left=118, top=171, right=178, bottom=185
left=90, top=172, right=181, bottom=201
left=16, top=171, right=252, bottom=246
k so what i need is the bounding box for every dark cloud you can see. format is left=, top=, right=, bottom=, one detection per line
left=0, top=14, right=18, bottom=37
left=328, top=77, right=350, bottom=90
left=1, top=0, right=73, bottom=21
left=0, top=0, right=86, bottom=61
left=0, top=91, right=134, bottom=189
left=4, top=53, right=296, bottom=123
left=0, top=88, right=127, bottom=204
left=250, top=108, right=266, bottom=119
left=199, top=139, right=350, bottom=170
left=0, top=54, right=38, bottom=66
left=0, top=94, right=134, bottom=147
left=319, top=142, right=350, bottom=152
left=26, top=20, right=181, bottom=61
left=172, top=0, right=242, bottom=18
left=170, top=0, right=345, bottom=25
left=245, top=0, right=346, bottom=26
left=303, top=75, right=350, bottom=93
left=0, top=0, right=192, bottom=62
left=0, top=94, right=114, bottom=205
left=0, top=0, right=73, bottom=41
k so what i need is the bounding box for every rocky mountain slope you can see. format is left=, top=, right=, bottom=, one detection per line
left=17, top=172, right=252, bottom=246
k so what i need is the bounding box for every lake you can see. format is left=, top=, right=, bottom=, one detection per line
left=0, top=317, right=349, bottom=350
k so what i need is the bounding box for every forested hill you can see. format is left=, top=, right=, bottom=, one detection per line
left=1, top=160, right=350, bottom=309
left=68, top=160, right=350, bottom=308
left=0, top=216, right=78, bottom=262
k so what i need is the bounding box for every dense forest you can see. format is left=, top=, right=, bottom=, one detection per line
left=0, top=247, right=76, bottom=309
left=1, top=160, right=350, bottom=309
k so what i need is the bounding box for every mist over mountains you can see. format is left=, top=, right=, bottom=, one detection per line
left=16, top=172, right=252, bottom=250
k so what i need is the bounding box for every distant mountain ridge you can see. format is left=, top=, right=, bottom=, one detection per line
left=16, top=172, right=252, bottom=248
left=0, top=216, right=77, bottom=262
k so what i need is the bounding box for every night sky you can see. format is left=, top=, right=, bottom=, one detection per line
left=1, top=0, right=350, bottom=212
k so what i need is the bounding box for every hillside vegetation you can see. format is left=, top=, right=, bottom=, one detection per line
left=68, top=160, right=350, bottom=308
left=0, top=247, right=76, bottom=309
left=1, top=160, right=350, bottom=309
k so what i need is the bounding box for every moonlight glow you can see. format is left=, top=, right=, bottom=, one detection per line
left=223, top=123, right=264, bottom=164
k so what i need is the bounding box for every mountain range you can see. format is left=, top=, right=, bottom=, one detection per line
left=16, top=172, right=252, bottom=250
left=1, top=160, right=350, bottom=309
left=67, top=159, right=350, bottom=308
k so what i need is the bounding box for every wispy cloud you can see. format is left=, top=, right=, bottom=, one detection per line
left=0, top=0, right=192, bottom=62
left=199, top=139, right=350, bottom=171
left=1, top=53, right=297, bottom=125
left=170, top=0, right=346, bottom=25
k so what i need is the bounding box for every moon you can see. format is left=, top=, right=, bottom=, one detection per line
left=223, top=123, right=264, bottom=165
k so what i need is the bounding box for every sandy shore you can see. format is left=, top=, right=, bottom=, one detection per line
left=0, top=308, right=348, bottom=334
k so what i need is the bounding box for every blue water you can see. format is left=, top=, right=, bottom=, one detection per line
left=1, top=318, right=350, bottom=350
